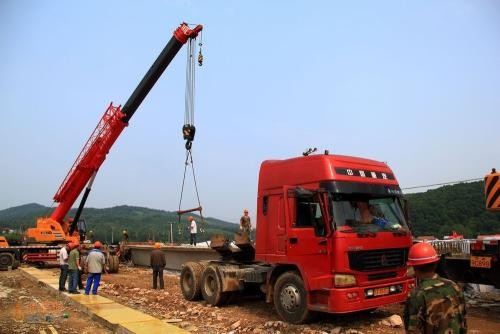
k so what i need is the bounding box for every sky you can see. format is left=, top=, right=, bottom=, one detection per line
left=1, top=0, right=499, bottom=223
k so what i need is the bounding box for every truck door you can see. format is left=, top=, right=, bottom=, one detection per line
left=260, top=193, right=286, bottom=257
left=285, top=188, right=331, bottom=284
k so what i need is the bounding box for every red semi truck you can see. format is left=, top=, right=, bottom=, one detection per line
left=181, top=152, right=414, bottom=323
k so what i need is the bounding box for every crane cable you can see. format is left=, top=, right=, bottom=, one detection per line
left=177, top=32, right=206, bottom=236
left=402, top=177, right=483, bottom=191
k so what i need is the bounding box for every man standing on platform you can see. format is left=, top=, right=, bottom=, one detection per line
left=188, top=216, right=197, bottom=246
left=240, top=209, right=252, bottom=236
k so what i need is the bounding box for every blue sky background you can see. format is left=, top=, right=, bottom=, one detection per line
left=1, top=0, right=499, bottom=223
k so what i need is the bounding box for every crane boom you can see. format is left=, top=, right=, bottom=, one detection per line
left=25, top=23, right=202, bottom=244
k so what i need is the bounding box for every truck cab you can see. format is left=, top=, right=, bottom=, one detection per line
left=255, top=153, right=413, bottom=320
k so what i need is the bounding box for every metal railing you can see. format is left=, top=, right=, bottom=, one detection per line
left=428, top=239, right=473, bottom=256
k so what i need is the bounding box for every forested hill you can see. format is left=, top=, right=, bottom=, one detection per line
left=0, top=204, right=238, bottom=244
left=405, top=181, right=499, bottom=238
left=1, top=181, right=499, bottom=242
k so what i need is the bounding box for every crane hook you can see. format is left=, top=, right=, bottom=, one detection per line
left=198, top=42, right=203, bottom=66
left=198, top=50, right=203, bottom=66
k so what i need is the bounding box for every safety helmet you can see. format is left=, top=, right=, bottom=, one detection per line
left=94, top=241, right=102, bottom=249
left=188, top=216, right=193, bottom=220
left=154, top=242, right=161, bottom=249
left=407, top=242, right=439, bottom=266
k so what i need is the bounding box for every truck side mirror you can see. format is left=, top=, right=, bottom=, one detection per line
left=402, top=198, right=413, bottom=232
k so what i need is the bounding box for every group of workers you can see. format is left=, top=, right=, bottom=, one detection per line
left=59, top=209, right=467, bottom=333
left=58, top=240, right=107, bottom=295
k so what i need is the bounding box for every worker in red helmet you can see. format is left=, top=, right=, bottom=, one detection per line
left=84, top=240, right=107, bottom=295
left=403, top=242, right=467, bottom=334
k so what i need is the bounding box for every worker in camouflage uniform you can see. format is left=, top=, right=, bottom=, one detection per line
left=239, top=209, right=252, bottom=235
left=404, top=242, right=467, bottom=334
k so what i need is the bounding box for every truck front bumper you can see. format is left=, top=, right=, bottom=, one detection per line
left=309, top=277, right=415, bottom=313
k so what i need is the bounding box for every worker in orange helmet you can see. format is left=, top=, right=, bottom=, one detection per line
left=84, top=240, right=107, bottom=295
left=188, top=216, right=197, bottom=246
left=403, top=242, right=467, bottom=333
left=67, top=242, right=81, bottom=294
left=150, top=242, right=166, bottom=289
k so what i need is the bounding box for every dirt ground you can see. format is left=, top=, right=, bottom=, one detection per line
left=2, top=265, right=499, bottom=334
left=0, top=269, right=111, bottom=334
left=98, top=265, right=500, bottom=334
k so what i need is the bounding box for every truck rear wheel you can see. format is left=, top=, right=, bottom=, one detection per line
left=180, top=262, right=205, bottom=300
left=273, top=271, right=312, bottom=324
left=107, top=255, right=119, bottom=273
left=201, top=265, right=229, bottom=306
left=0, top=253, right=14, bottom=270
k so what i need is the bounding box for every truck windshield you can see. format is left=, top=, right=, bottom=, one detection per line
left=331, top=194, right=409, bottom=233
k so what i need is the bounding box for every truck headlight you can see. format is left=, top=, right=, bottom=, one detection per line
left=334, top=274, right=356, bottom=287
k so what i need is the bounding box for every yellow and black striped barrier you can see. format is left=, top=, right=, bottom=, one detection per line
left=485, top=168, right=500, bottom=211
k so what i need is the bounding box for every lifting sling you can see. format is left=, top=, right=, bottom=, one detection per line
left=177, top=28, right=206, bottom=235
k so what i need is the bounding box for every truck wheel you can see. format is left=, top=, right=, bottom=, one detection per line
left=273, top=271, right=312, bottom=324
left=0, top=253, right=14, bottom=269
left=201, top=265, right=229, bottom=306
left=180, top=262, right=205, bottom=300
left=107, top=255, right=119, bottom=273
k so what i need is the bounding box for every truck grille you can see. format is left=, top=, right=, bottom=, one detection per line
left=367, top=271, right=397, bottom=281
left=348, top=248, right=407, bottom=271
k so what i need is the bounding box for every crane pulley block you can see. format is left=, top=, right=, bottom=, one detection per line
left=183, top=124, right=196, bottom=150
left=182, top=124, right=196, bottom=141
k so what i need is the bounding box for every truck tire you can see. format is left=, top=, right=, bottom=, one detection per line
left=180, top=262, right=205, bottom=300
left=107, top=255, right=119, bottom=273
left=0, top=253, right=14, bottom=270
left=201, top=265, right=229, bottom=306
left=273, top=271, right=312, bottom=324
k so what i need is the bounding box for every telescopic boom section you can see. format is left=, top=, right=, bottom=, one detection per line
left=50, top=23, right=203, bottom=223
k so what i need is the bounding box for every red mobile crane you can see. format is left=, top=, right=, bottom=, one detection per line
left=0, top=23, right=203, bottom=271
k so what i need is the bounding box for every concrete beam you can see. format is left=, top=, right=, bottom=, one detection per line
left=128, top=245, right=220, bottom=270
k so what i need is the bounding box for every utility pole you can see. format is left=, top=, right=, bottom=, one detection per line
left=170, top=223, right=174, bottom=244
